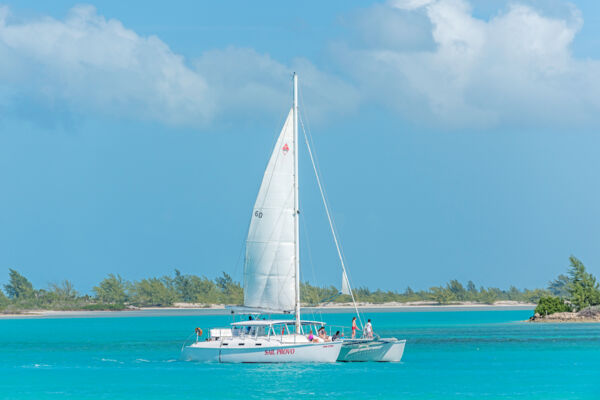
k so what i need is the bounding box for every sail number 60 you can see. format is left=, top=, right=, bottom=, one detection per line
left=254, top=211, right=263, bottom=218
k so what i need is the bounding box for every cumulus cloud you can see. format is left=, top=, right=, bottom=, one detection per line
left=337, top=0, right=600, bottom=129
left=195, top=47, right=359, bottom=123
left=0, top=5, right=358, bottom=128
left=390, top=0, right=436, bottom=11
left=0, top=5, right=213, bottom=126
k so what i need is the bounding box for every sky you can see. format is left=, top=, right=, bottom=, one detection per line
left=1, top=0, right=600, bottom=294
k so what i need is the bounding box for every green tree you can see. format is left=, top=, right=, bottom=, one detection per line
left=4, top=269, right=35, bottom=300
left=466, top=281, right=478, bottom=300
left=300, top=282, right=339, bottom=305
left=523, top=288, right=550, bottom=303
left=535, top=296, right=572, bottom=316
left=507, top=286, right=521, bottom=301
left=567, top=256, right=600, bottom=311
left=430, top=286, right=455, bottom=304
left=0, top=290, right=9, bottom=309
left=215, top=272, right=243, bottom=304
left=49, top=280, right=78, bottom=301
left=300, top=282, right=322, bottom=305
left=173, top=269, right=193, bottom=302
left=189, top=276, right=221, bottom=304
left=129, top=278, right=175, bottom=307
left=548, top=274, right=570, bottom=297
left=354, top=286, right=371, bottom=301
left=447, top=280, right=467, bottom=301
left=93, top=274, right=127, bottom=304
left=478, top=287, right=497, bottom=304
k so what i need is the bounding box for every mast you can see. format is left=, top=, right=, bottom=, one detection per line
left=293, top=72, right=301, bottom=332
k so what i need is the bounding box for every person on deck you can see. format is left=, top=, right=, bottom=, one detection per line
left=318, top=327, right=331, bottom=342
left=351, top=316, right=358, bottom=339
left=331, top=331, right=342, bottom=341
left=246, top=315, right=253, bottom=334
left=364, top=319, right=373, bottom=339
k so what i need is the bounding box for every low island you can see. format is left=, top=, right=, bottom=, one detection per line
left=529, top=256, right=600, bottom=323
left=2, top=255, right=598, bottom=320
left=1, top=268, right=539, bottom=317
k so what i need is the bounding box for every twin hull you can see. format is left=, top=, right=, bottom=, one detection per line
left=336, top=338, right=406, bottom=362
left=182, top=341, right=342, bottom=363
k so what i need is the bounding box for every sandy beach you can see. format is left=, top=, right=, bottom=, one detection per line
left=0, top=301, right=535, bottom=319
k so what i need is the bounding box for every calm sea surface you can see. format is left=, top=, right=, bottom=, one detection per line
left=1, top=309, right=599, bottom=399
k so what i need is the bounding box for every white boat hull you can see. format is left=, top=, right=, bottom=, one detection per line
left=337, top=338, right=406, bottom=362
left=182, top=341, right=342, bottom=363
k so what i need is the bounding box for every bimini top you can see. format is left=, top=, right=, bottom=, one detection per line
left=227, top=305, right=292, bottom=315
left=230, top=319, right=325, bottom=327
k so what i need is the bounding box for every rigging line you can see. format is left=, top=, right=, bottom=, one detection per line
left=297, top=88, right=362, bottom=325
left=298, top=114, right=363, bottom=329
left=231, top=219, right=249, bottom=289
left=297, top=89, right=358, bottom=301
left=300, top=212, right=324, bottom=323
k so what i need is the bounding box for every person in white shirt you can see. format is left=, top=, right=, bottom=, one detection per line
left=364, top=319, right=373, bottom=339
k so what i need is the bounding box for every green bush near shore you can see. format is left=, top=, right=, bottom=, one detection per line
left=534, top=296, right=572, bottom=316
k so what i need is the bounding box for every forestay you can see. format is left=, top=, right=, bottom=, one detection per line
left=244, top=109, right=296, bottom=312
left=341, top=270, right=351, bottom=296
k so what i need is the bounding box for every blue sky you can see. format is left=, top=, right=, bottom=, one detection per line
left=1, top=0, right=600, bottom=293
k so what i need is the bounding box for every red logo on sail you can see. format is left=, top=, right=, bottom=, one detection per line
left=282, top=143, right=289, bottom=154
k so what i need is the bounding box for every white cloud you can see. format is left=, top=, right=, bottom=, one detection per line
left=390, top=0, right=436, bottom=11
left=0, top=5, right=358, bottom=128
left=337, top=0, right=600, bottom=129
left=0, top=5, right=213, bottom=126
left=194, top=47, right=359, bottom=124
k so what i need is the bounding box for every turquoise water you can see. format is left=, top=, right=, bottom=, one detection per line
left=1, top=309, right=599, bottom=399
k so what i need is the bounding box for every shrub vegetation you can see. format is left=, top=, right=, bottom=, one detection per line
left=533, top=256, right=600, bottom=316
left=534, top=296, right=572, bottom=316
left=6, top=260, right=597, bottom=312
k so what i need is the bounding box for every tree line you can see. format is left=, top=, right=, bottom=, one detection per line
left=302, top=280, right=549, bottom=305
left=0, top=267, right=562, bottom=313
left=0, top=269, right=245, bottom=312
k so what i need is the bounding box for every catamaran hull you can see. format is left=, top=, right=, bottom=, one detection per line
left=337, top=338, right=406, bottom=362
left=182, top=342, right=342, bottom=363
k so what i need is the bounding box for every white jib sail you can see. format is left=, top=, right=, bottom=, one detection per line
left=341, top=270, right=351, bottom=295
left=243, top=109, right=296, bottom=312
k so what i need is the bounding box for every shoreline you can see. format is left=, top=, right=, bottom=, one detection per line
left=0, top=301, right=535, bottom=319
left=528, top=309, right=600, bottom=323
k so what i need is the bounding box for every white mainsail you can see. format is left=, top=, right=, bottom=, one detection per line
left=243, top=109, right=296, bottom=312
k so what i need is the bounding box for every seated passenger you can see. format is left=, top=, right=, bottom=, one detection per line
left=318, top=327, right=331, bottom=342
left=331, top=331, right=342, bottom=341
left=307, top=330, right=321, bottom=343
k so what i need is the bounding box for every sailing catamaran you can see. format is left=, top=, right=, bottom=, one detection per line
left=181, top=73, right=342, bottom=363
left=181, top=73, right=405, bottom=363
